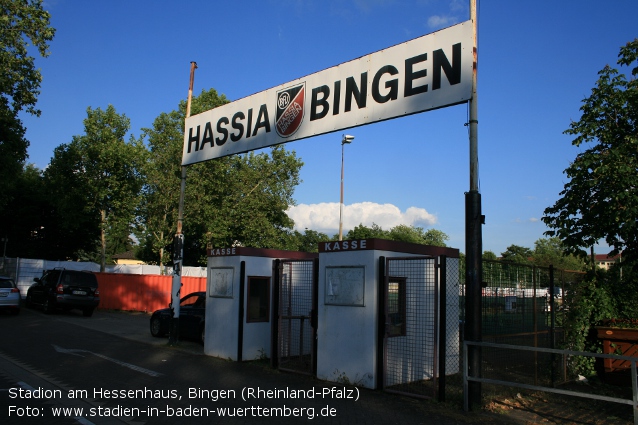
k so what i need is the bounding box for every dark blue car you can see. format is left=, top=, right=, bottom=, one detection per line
left=150, top=291, right=206, bottom=344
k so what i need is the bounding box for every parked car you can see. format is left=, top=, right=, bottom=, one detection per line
left=0, top=276, right=21, bottom=315
left=26, top=269, right=99, bottom=317
left=150, top=291, right=206, bottom=344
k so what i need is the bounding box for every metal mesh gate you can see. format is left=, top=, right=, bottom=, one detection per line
left=383, top=256, right=439, bottom=398
left=275, top=259, right=317, bottom=374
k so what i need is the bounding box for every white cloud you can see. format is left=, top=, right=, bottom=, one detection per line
left=427, top=15, right=459, bottom=30
left=427, top=15, right=448, bottom=28
left=425, top=0, right=466, bottom=31
left=287, top=202, right=437, bottom=234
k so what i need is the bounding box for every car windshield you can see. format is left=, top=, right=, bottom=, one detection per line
left=62, top=271, right=97, bottom=287
left=0, top=279, right=15, bottom=288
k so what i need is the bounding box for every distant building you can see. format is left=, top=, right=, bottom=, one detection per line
left=595, top=252, right=621, bottom=270
left=112, top=251, right=144, bottom=265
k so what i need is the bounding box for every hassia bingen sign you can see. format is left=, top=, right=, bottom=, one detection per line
left=182, top=21, right=473, bottom=165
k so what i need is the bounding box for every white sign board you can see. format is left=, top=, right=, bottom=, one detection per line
left=325, top=266, right=366, bottom=306
left=208, top=267, right=234, bottom=298
left=182, top=21, right=473, bottom=165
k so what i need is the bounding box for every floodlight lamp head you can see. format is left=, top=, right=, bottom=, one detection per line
left=342, top=134, right=355, bottom=144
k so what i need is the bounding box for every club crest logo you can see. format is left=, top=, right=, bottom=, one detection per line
left=275, top=83, right=305, bottom=138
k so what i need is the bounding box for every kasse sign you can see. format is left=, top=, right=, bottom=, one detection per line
left=182, top=21, right=473, bottom=165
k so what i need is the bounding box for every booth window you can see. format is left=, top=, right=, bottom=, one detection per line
left=247, top=276, right=270, bottom=322
left=386, top=277, right=406, bottom=337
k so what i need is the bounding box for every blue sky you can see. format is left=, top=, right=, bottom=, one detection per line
left=22, top=0, right=638, bottom=256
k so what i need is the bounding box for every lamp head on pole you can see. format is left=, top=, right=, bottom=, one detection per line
left=342, top=134, right=355, bottom=145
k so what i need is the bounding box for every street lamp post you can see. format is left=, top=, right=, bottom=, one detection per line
left=339, top=135, right=354, bottom=241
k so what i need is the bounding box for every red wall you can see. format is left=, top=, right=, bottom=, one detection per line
left=95, top=273, right=206, bottom=313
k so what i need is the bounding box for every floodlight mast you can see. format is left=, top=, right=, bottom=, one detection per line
left=169, top=61, right=197, bottom=346
left=464, top=0, right=483, bottom=411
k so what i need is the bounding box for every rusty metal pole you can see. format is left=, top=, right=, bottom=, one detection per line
left=339, top=134, right=354, bottom=241
left=464, top=0, right=483, bottom=410
left=169, top=61, right=197, bottom=346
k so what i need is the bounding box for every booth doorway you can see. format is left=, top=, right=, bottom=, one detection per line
left=383, top=256, right=439, bottom=398
left=272, top=258, right=318, bottom=375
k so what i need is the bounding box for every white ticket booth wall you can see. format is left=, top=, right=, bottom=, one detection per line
left=316, top=239, right=460, bottom=390
left=205, top=247, right=317, bottom=361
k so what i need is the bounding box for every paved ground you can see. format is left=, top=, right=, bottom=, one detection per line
left=2, top=308, right=634, bottom=424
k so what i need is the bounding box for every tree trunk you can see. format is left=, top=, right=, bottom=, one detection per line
left=159, top=236, right=164, bottom=275
left=100, top=209, right=106, bottom=272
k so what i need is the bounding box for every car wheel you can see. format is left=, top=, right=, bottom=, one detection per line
left=200, top=325, right=205, bottom=345
left=25, top=294, right=32, bottom=308
left=43, top=298, right=54, bottom=314
left=150, top=316, right=165, bottom=337
left=83, top=308, right=94, bottom=317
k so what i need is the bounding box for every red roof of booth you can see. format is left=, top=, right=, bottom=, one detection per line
left=318, top=238, right=460, bottom=257
left=207, top=246, right=318, bottom=259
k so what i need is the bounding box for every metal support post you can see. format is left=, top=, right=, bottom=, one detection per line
left=168, top=61, right=197, bottom=346
left=464, top=0, right=483, bottom=409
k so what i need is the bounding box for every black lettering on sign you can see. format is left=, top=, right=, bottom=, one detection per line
left=345, top=72, right=367, bottom=112
left=404, top=53, right=428, bottom=97
left=253, top=104, right=271, bottom=136
left=310, top=86, right=330, bottom=121
left=433, top=43, right=462, bottom=90
left=332, top=80, right=341, bottom=115
left=201, top=122, right=214, bottom=149
left=216, top=117, right=229, bottom=146
left=187, top=126, right=200, bottom=153
left=231, top=112, right=245, bottom=142
left=372, top=65, right=399, bottom=104
left=246, top=108, right=253, bottom=139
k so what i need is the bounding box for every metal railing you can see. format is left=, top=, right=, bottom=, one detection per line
left=463, top=340, right=638, bottom=425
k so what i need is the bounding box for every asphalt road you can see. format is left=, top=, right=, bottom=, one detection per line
left=0, top=308, right=532, bottom=425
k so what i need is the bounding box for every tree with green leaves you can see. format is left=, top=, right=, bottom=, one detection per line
left=532, top=237, right=585, bottom=271
left=499, top=244, right=533, bottom=264
left=45, top=105, right=146, bottom=270
left=542, top=40, right=638, bottom=371
left=543, top=39, right=638, bottom=270
left=343, top=223, right=449, bottom=246
left=0, top=0, right=54, bottom=116
left=388, top=225, right=449, bottom=246
left=482, top=251, right=497, bottom=261
left=0, top=164, right=48, bottom=258
left=0, top=108, right=28, bottom=212
left=186, top=146, right=303, bottom=261
left=344, top=223, right=387, bottom=240
left=0, top=0, right=55, bottom=214
left=289, top=229, right=330, bottom=252
left=137, top=95, right=214, bottom=268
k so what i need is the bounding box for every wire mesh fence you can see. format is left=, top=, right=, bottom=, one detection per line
left=444, top=256, right=462, bottom=376
left=277, top=259, right=316, bottom=374
left=475, top=261, right=586, bottom=386
left=383, top=256, right=439, bottom=397
left=381, top=255, right=462, bottom=400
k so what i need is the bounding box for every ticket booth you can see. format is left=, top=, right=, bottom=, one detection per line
left=204, top=247, right=317, bottom=361
left=315, top=239, right=460, bottom=390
